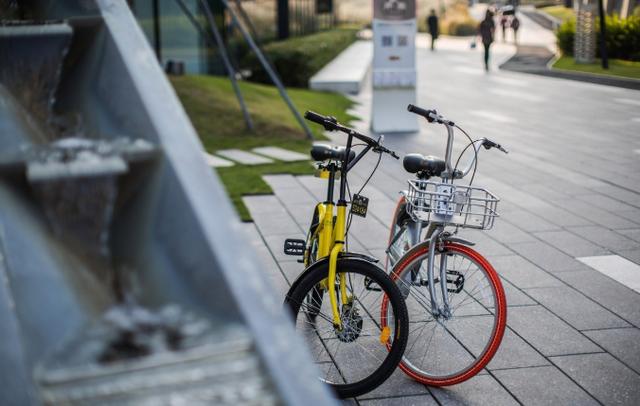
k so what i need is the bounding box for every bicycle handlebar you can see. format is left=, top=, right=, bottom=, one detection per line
left=304, top=111, right=399, bottom=159
left=407, top=104, right=508, bottom=179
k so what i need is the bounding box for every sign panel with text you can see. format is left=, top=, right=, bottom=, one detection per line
left=371, top=0, right=418, bottom=133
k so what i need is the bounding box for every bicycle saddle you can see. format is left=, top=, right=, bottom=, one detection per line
left=403, top=153, right=446, bottom=177
left=310, top=144, right=356, bottom=162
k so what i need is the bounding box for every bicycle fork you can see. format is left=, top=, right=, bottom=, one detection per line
left=398, top=224, right=452, bottom=319
left=425, top=226, right=452, bottom=319
left=328, top=204, right=348, bottom=328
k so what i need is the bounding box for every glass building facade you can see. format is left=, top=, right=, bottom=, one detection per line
left=128, top=0, right=337, bottom=74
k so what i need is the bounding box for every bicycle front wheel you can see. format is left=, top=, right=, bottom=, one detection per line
left=285, top=258, right=409, bottom=398
left=382, top=242, right=506, bottom=386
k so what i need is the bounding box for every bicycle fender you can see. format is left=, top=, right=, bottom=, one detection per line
left=283, top=255, right=381, bottom=306
left=442, top=236, right=475, bottom=246
left=389, top=239, right=474, bottom=277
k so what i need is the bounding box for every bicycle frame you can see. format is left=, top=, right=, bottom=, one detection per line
left=311, top=139, right=374, bottom=328
left=390, top=119, right=491, bottom=319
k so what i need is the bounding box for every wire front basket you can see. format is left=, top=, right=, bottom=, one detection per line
left=405, top=180, right=500, bottom=230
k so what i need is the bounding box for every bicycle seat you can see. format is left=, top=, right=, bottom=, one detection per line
left=403, top=154, right=446, bottom=177
left=310, top=144, right=356, bottom=162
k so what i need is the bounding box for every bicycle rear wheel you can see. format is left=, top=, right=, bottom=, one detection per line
left=285, top=258, right=409, bottom=398
left=385, top=196, right=413, bottom=272
left=382, top=242, right=506, bottom=386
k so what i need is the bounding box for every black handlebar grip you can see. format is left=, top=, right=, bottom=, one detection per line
left=305, top=110, right=327, bottom=125
left=407, top=104, right=436, bottom=122
left=305, top=110, right=338, bottom=131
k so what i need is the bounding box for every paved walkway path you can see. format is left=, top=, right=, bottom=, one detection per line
left=241, top=21, right=640, bottom=406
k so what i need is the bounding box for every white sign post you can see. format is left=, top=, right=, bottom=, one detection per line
left=371, top=0, right=418, bottom=133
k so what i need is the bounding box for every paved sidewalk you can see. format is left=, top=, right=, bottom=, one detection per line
left=240, top=29, right=640, bottom=406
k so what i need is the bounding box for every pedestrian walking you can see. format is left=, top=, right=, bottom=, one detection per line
left=500, top=15, right=508, bottom=42
left=478, top=9, right=495, bottom=71
left=427, top=9, right=439, bottom=51
left=511, top=15, right=520, bottom=44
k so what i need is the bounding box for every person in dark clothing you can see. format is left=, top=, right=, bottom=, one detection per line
left=500, top=15, right=508, bottom=42
left=478, top=9, right=495, bottom=71
left=511, top=16, right=520, bottom=44
left=427, top=9, right=439, bottom=51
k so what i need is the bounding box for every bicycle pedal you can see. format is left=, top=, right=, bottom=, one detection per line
left=284, top=239, right=305, bottom=256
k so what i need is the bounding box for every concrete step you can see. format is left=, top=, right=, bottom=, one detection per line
left=309, top=40, right=372, bottom=94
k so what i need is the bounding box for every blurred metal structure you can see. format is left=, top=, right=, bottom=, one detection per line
left=0, top=1, right=336, bottom=405
left=575, top=0, right=596, bottom=64
left=573, top=0, right=596, bottom=63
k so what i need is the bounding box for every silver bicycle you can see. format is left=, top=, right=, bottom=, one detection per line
left=382, top=105, right=509, bottom=386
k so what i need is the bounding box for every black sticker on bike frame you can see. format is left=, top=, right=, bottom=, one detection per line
left=351, top=194, right=369, bottom=218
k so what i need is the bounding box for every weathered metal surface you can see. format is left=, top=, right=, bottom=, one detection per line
left=0, top=1, right=336, bottom=405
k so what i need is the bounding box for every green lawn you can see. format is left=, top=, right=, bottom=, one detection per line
left=540, top=5, right=575, bottom=21
left=170, top=75, right=355, bottom=220
left=552, top=56, right=640, bottom=80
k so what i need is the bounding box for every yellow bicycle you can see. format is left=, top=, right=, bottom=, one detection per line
left=283, top=111, right=409, bottom=398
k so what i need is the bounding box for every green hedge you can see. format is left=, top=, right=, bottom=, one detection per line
left=242, top=27, right=359, bottom=88
left=447, top=20, right=478, bottom=36
left=557, top=14, right=640, bottom=61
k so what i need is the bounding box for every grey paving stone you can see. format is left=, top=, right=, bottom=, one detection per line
left=617, top=249, right=640, bottom=266
left=616, top=207, right=640, bottom=224
left=524, top=285, right=630, bottom=330
left=240, top=222, right=264, bottom=246
left=502, top=279, right=537, bottom=307
left=486, top=328, right=549, bottom=370
left=551, top=353, right=640, bottom=406
left=584, top=328, right=640, bottom=374
left=203, top=152, right=234, bottom=167
left=531, top=206, right=595, bottom=228
left=506, top=306, right=602, bottom=356
left=430, top=374, right=518, bottom=406
left=252, top=146, right=309, bottom=162
left=282, top=202, right=314, bottom=228
left=493, top=366, right=599, bottom=406
left=555, top=269, right=640, bottom=327
left=499, top=209, right=560, bottom=233
left=569, top=200, right=639, bottom=230
left=456, top=231, right=514, bottom=257
left=216, top=148, right=274, bottom=165
left=617, top=228, right=640, bottom=243
left=508, top=241, right=589, bottom=273
left=297, top=175, right=332, bottom=201
left=252, top=210, right=302, bottom=237
left=274, top=186, right=318, bottom=205
left=568, top=225, right=640, bottom=252
left=533, top=230, right=610, bottom=257
left=243, top=194, right=288, bottom=215
left=359, top=368, right=432, bottom=400
left=266, top=267, right=290, bottom=299
left=576, top=194, right=639, bottom=215
left=488, top=255, right=563, bottom=289
left=577, top=254, right=640, bottom=294
left=367, top=196, right=399, bottom=228
left=489, top=220, right=537, bottom=244
left=360, top=394, right=438, bottom=405
left=278, top=261, right=304, bottom=285
left=262, top=174, right=298, bottom=189
left=348, top=216, right=392, bottom=250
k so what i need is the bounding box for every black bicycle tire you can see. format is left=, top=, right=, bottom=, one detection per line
left=286, top=258, right=409, bottom=398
